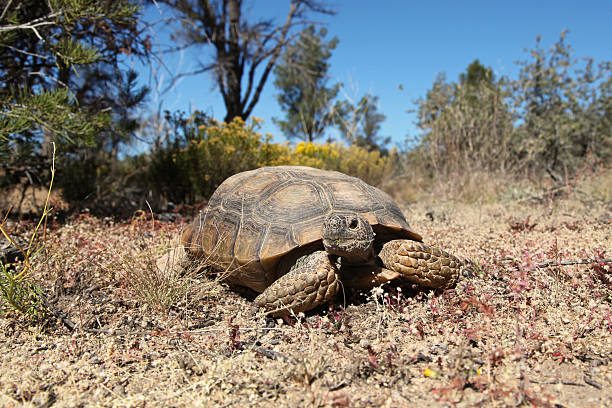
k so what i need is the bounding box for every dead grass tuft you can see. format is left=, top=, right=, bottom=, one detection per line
left=121, top=242, right=197, bottom=312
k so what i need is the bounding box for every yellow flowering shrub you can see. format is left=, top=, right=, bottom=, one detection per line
left=148, top=113, right=398, bottom=204
left=286, top=142, right=397, bottom=187
left=147, top=114, right=282, bottom=203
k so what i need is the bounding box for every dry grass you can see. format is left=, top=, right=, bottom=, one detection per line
left=0, top=170, right=611, bottom=407
left=387, top=162, right=612, bottom=209
left=384, top=168, right=527, bottom=206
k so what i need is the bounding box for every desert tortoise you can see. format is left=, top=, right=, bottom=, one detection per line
left=178, top=166, right=461, bottom=316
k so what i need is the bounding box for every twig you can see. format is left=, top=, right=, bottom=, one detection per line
left=530, top=379, right=585, bottom=387
left=0, top=0, right=13, bottom=21
left=583, top=376, right=602, bottom=390
left=85, top=328, right=156, bottom=335
left=38, top=292, right=76, bottom=331
left=534, top=258, right=612, bottom=268
left=252, top=346, right=290, bottom=362
left=62, top=325, right=287, bottom=336
left=497, top=257, right=612, bottom=269
left=1, top=43, right=50, bottom=60
left=0, top=10, right=63, bottom=37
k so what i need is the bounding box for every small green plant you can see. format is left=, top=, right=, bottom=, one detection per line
left=0, top=144, right=57, bottom=323
left=0, top=260, right=46, bottom=321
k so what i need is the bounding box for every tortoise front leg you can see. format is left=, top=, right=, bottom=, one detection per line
left=255, top=251, right=340, bottom=316
left=378, top=240, right=461, bottom=289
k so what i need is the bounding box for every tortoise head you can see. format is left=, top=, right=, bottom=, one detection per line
left=322, top=213, right=374, bottom=264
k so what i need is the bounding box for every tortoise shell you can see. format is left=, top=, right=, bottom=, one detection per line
left=181, top=166, right=422, bottom=292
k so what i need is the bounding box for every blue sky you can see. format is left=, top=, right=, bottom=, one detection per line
left=136, top=0, right=612, bottom=150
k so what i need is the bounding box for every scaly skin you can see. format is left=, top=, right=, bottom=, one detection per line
left=254, top=251, right=340, bottom=316
left=254, top=241, right=461, bottom=316
left=378, top=240, right=461, bottom=289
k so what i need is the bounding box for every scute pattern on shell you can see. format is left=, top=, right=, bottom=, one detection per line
left=181, top=166, right=422, bottom=292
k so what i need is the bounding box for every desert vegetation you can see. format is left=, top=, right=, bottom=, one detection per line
left=1, top=1, right=610, bottom=406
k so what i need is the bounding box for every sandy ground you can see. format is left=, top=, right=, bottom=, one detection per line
left=1, top=194, right=610, bottom=407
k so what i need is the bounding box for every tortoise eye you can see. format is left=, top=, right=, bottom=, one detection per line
left=348, top=217, right=359, bottom=229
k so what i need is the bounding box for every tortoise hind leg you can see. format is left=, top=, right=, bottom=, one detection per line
left=378, top=240, right=461, bottom=289
left=255, top=251, right=340, bottom=316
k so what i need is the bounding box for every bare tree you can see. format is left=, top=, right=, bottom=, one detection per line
left=159, top=0, right=333, bottom=122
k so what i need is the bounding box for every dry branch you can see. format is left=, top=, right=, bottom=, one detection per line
left=498, top=257, right=611, bottom=269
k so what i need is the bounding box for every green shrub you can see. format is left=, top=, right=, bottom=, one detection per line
left=414, top=68, right=517, bottom=177
left=412, top=36, right=611, bottom=179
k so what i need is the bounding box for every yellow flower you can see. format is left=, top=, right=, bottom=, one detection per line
left=424, top=369, right=438, bottom=378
